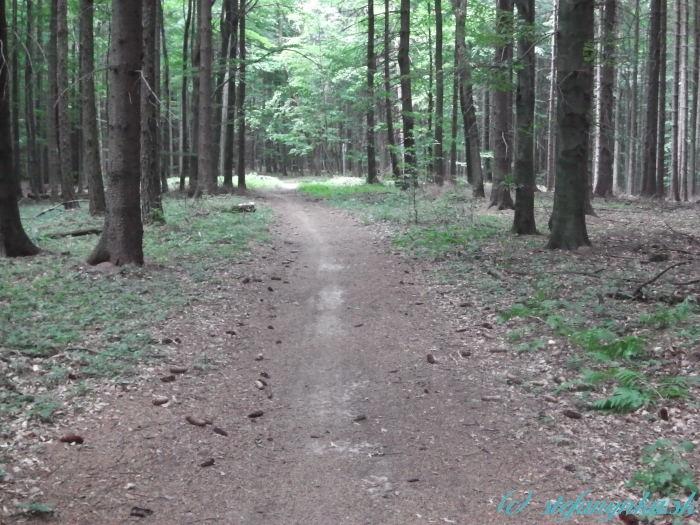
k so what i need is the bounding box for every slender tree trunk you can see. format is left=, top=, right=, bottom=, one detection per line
left=198, top=0, right=215, bottom=193
left=545, top=0, right=558, bottom=191
left=689, top=0, right=699, bottom=196
left=671, top=0, right=682, bottom=200
left=490, top=0, right=515, bottom=209
left=434, top=0, right=445, bottom=185
left=10, top=0, right=19, bottom=195
left=626, top=0, right=640, bottom=195
left=656, top=0, right=667, bottom=198
left=512, top=0, right=536, bottom=234
left=87, top=0, right=143, bottom=266
left=593, top=0, right=616, bottom=197
left=547, top=0, right=594, bottom=249
left=236, top=0, right=247, bottom=191
left=141, top=0, right=163, bottom=222
left=48, top=0, right=60, bottom=201
left=678, top=0, right=689, bottom=200
left=384, top=0, right=400, bottom=181
left=398, top=0, right=417, bottom=182
left=451, top=0, right=485, bottom=196
left=179, top=0, right=193, bottom=190
left=213, top=0, right=232, bottom=179
left=448, top=65, right=458, bottom=181
left=641, top=0, right=661, bottom=196
left=0, top=0, right=40, bottom=257
left=57, top=0, right=77, bottom=208
left=223, top=9, right=239, bottom=187
left=80, top=0, right=106, bottom=214
left=25, top=0, right=42, bottom=199
left=366, top=0, right=378, bottom=183
left=160, top=0, right=175, bottom=186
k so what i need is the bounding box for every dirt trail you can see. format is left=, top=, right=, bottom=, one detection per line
left=20, top=190, right=586, bottom=524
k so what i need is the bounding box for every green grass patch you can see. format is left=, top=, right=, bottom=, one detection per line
left=1, top=195, right=271, bottom=420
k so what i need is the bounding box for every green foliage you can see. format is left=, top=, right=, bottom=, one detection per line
left=298, top=180, right=392, bottom=198
left=628, top=440, right=698, bottom=499
left=18, top=501, right=54, bottom=516
left=637, top=299, right=695, bottom=329
left=571, top=328, right=646, bottom=362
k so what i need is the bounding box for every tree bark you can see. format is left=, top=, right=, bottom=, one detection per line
left=671, top=0, right=682, bottom=200
left=0, top=0, right=41, bottom=257
left=655, top=0, right=667, bottom=198
left=398, top=0, right=417, bottom=183
left=141, top=0, right=163, bottom=222
left=80, top=0, right=106, bottom=214
left=87, top=0, right=144, bottom=266
left=512, top=0, right=537, bottom=234
left=593, top=0, right=616, bottom=197
left=641, top=0, right=661, bottom=197
left=10, top=0, right=19, bottom=196
left=236, top=0, right=247, bottom=191
left=48, top=0, right=60, bottom=201
left=689, top=0, right=699, bottom=196
left=626, top=0, right=640, bottom=195
left=490, top=0, right=515, bottom=209
left=159, top=0, right=174, bottom=189
left=434, top=0, right=445, bottom=185
left=222, top=6, right=239, bottom=187
left=451, top=0, right=485, bottom=197
left=24, top=0, right=42, bottom=200
left=448, top=63, right=458, bottom=181
left=546, top=0, right=594, bottom=250
left=198, top=0, right=215, bottom=193
left=57, top=0, right=77, bottom=209
left=545, top=0, right=558, bottom=191
left=384, top=0, right=400, bottom=181
left=366, top=0, right=378, bottom=183
left=179, top=0, right=193, bottom=191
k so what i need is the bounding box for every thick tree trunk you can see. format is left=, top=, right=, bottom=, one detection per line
left=366, top=0, right=378, bottom=183
left=641, top=0, right=661, bottom=196
left=80, top=0, right=106, bottom=214
left=451, top=0, right=485, bottom=197
left=198, top=0, right=215, bottom=193
left=141, top=0, right=163, bottom=222
left=434, top=0, right=445, bottom=185
left=512, top=0, right=537, bottom=234
left=490, top=0, right=515, bottom=209
left=593, top=0, right=616, bottom=197
left=384, top=0, right=400, bottom=181
left=57, top=0, right=77, bottom=209
left=0, top=0, right=40, bottom=257
left=398, top=0, right=417, bottom=182
left=87, top=0, right=144, bottom=266
left=547, top=0, right=594, bottom=250
left=236, top=0, right=247, bottom=191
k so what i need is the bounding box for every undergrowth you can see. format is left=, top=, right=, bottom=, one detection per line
left=0, top=195, right=271, bottom=420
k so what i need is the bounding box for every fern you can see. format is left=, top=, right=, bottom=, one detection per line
left=591, top=386, right=651, bottom=413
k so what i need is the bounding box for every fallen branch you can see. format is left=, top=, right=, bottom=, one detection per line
left=667, top=278, right=700, bottom=286
left=632, top=261, right=689, bottom=298
left=35, top=200, right=88, bottom=217
left=664, top=222, right=700, bottom=244
left=45, top=228, right=102, bottom=239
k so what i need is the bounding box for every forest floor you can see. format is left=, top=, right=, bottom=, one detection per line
left=2, top=179, right=700, bottom=524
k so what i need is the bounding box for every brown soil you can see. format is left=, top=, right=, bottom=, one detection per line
left=4, top=190, right=656, bottom=524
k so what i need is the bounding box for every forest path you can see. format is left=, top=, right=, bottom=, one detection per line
left=29, top=189, right=580, bottom=525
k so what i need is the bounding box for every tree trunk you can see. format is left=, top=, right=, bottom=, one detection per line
left=434, top=0, right=445, bottom=185
left=25, top=0, right=42, bottom=200
left=57, top=0, right=77, bottom=209
left=160, top=0, right=174, bottom=188
left=236, top=0, right=247, bottom=191
left=198, top=0, right=215, bottom=193
left=689, top=0, right=699, bottom=196
left=398, top=0, right=417, bottom=182
left=626, top=0, right=640, bottom=195
left=222, top=7, right=239, bottom=187
left=451, top=0, right=485, bottom=197
left=141, top=0, right=163, bottom=222
left=87, top=0, right=144, bottom=266
left=10, top=0, right=19, bottom=196
left=448, top=64, right=458, bottom=181
left=384, top=0, right=400, bottom=181
left=490, top=0, right=515, bottom=209
left=179, top=0, right=193, bottom=190
left=213, top=0, right=232, bottom=180
left=512, top=0, right=537, bottom=234
left=641, top=0, right=661, bottom=196
left=545, top=0, right=558, bottom=191
left=593, top=0, right=616, bottom=197
left=80, top=0, right=106, bottom=214
left=678, top=0, right=689, bottom=200
left=366, top=0, right=378, bottom=183
left=547, top=0, right=594, bottom=250
left=48, top=0, right=60, bottom=201
left=655, top=0, right=667, bottom=198
left=0, top=0, right=41, bottom=257
left=671, top=0, right=682, bottom=200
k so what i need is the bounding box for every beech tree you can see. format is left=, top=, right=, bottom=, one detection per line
left=87, top=0, right=144, bottom=266
left=547, top=0, right=594, bottom=250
